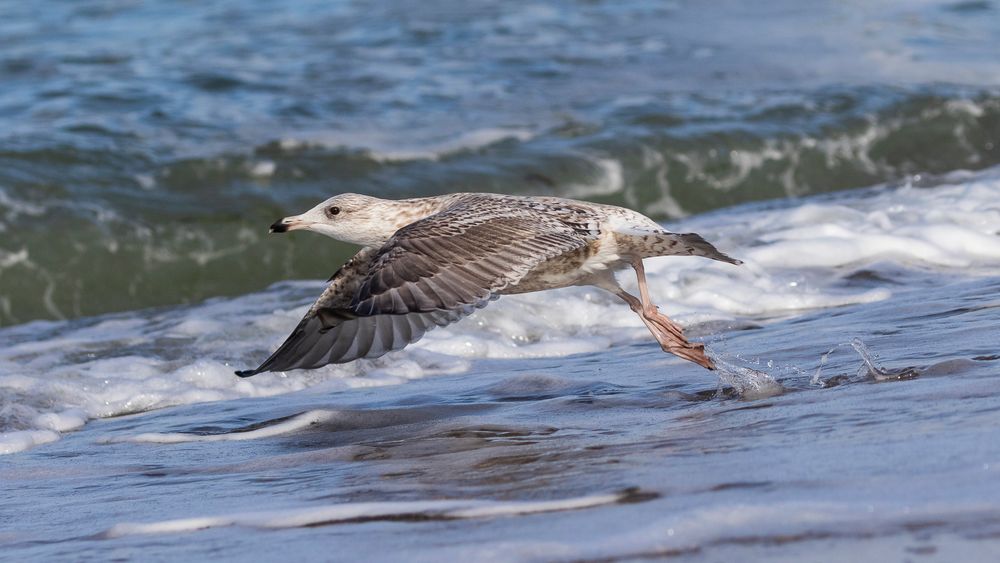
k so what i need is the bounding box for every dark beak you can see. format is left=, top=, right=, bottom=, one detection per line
left=269, top=215, right=310, bottom=233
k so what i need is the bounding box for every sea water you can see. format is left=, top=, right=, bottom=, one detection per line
left=2, top=0, right=1000, bottom=560
left=3, top=172, right=999, bottom=559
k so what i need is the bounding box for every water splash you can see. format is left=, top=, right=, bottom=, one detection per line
left=811, top=342, right=855, bottom=386
left=712, top=356, right=785, bottom=400
left=812, top=338, right=920, bottom=386
left=849, top=338, right=920, bottom=381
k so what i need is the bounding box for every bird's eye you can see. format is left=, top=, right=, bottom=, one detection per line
left=328, top=206, right=341, bottom=217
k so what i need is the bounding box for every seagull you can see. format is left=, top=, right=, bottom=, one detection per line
left=236, top=193, right=741, bottom=377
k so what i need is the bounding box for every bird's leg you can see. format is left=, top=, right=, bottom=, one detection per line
left=612, top=285, right=715, bottom=370
left=631, top=258, right=688, bottom=338
left=613, top=288, right=672, bottom=343
left=626, top=259, right=716, bottom=371
left=630, top=258, right=685, bottom=341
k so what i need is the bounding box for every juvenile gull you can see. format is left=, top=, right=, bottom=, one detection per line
left=236, top=193, right=741, bottom=377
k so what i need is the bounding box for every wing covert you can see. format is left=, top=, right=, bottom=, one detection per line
left=351, top=200, right=597, bottom=316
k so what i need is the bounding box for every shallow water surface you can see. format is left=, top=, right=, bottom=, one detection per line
left=3, top=174, right=999, bottom=560
left=3, top=0, right=1000, bottom=559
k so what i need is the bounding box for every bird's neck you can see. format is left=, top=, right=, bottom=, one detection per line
left=345, top=195, right=455, bottom=248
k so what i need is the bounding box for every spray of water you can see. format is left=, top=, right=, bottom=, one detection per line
left=812, top=338, right=920, bottom=386
left=709, top=352, right=785, bottom=400
left=849, top=338, right=920, bottom=381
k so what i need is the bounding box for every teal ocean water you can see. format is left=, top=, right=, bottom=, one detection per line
left=2, top=1, right=999, bottom=560
left=2, top=0, right=999, bottom=324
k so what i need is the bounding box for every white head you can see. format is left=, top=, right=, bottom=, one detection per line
left=270, top=193, right=403, bottom=247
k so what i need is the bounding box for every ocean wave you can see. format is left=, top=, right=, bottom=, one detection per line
left=272, top=127, right=538, bottom=162
left=3, top=169, right=999, bottom=454
left=102, top=492, right=629, bottom=538
left=2, top=89, right=998, bottom=325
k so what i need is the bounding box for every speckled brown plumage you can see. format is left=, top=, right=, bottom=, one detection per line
left=237, top=193, right=741, bottom=377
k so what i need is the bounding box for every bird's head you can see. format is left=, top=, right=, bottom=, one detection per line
left=270, top=193, right=400, bottom=247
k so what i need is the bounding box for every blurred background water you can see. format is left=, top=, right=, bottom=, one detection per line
left=1, top=0, right=998, bottom=324
left=3, top=1, right=1000, bottom=560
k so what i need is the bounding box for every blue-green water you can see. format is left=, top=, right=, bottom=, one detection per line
left=2, top=1, right=1000, bottom=560
left=1, top=0, right=999, bottom=324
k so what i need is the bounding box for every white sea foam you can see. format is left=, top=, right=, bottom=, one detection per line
left=277, top=127, right=537, bottom=162
left=111, top=409, right=340, bottom=444
left=564, top=155, right=626, bottom=198
left=248, top=160, right=276, bottom=177
left=424, top=499, right=999, bottom=561
left=103, top=492, right=624, bottom=538
left=2, top=172, right=1000, bottom=453
left=0, top=430, right=60, bottom=455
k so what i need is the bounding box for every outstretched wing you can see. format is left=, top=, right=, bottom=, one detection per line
left=238, top=196, right=598, bottom=377
left=351, top=197, right=598, bottom=315
left=237, top=247, right=480, bottom=377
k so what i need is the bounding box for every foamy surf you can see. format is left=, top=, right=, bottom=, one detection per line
left=462, top=500, right=1000, bottom=562
left=274, top=126, right=538, bottom=162
left=102, top=491, right=634, bottom=538
left=6, top=3, right=1000, bottom=559
left=106, top=409, right=340, bottom=444
left=2, top=170, right=1000, bottom=454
